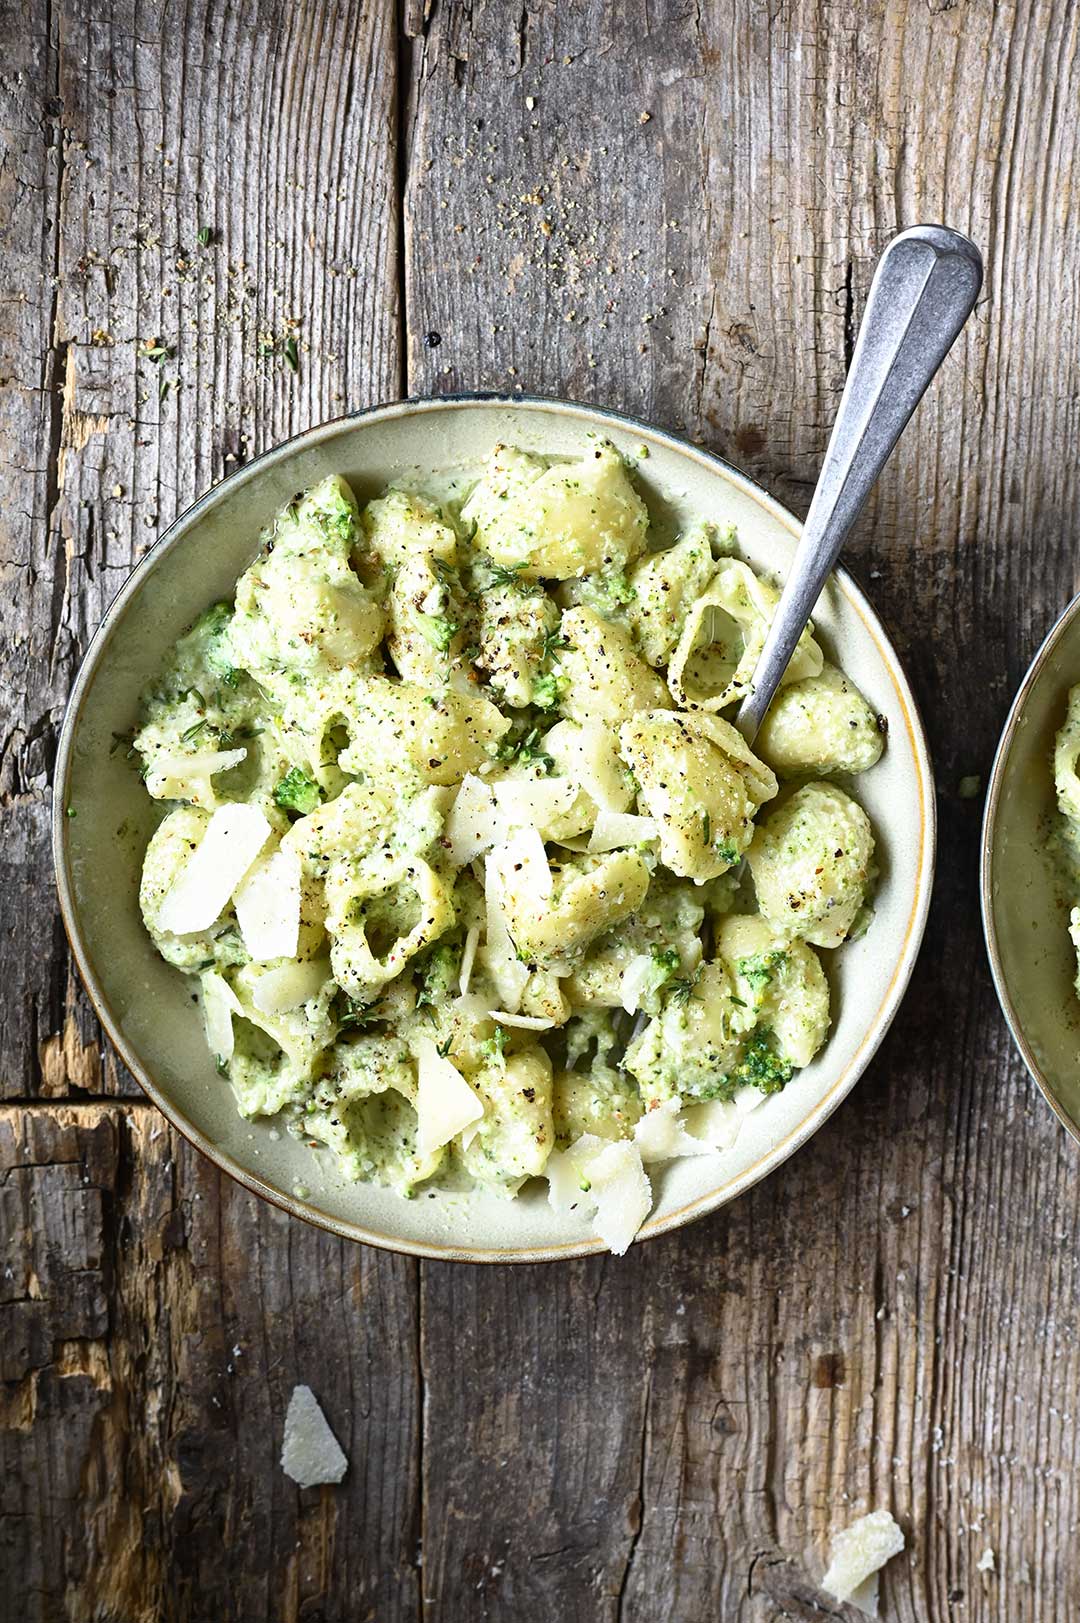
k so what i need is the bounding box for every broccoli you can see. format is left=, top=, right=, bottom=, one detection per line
left=274, top=767, right=322, bottom=816
left=532, top=672, right=567, bottom=711
left=419, top=613, right=459, bottom=654
left=735, top=949, right=788, bottom=993
left=732, top=1028, right=793, bottom=1096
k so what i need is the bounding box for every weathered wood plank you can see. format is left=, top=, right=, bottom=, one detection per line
left=2, top=0, right=402, bottom=1098
left=0, top=1104, right=422, bottom=1623
left=2, top=3, right=423, bottom=1620
left=404, top=2, right=1080, bottom=1619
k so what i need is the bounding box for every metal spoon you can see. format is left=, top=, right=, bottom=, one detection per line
left=734, top=224, right=983, bottom=744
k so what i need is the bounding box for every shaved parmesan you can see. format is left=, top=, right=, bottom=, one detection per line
left=589, top=1140, right=652, bottom=1255
left=482, top=856, right=529, bottom=1013
left=253, top=956, right=329, bottom=1015
left=619, top=952, right=655, bottom=1015
left=546, top=1133, right=608, bottom=1216
left=587, top=810, right=657, bottom=853
left=486, top=1009, right=556, bottom=1030
left=555, top=720, right=632, bottom=813
left=684, top=1097, right=741, bottom=1150
left=458, top=924, right=480, bottom=996
left=735, top=1084, right=768, bottom=1119
left=157, top=803, right=271, bottom=935
left=822, top=1510, right=905, bottom=1617
left=634, top=1099, right=715, bottom=1163
left=489, top=826, right=553, bottom=901
left=144, top=747, right=247, bottom=808
left=445, top=774, right=504, bottom=864
left=494, top=775, right=578, bottom=831
left=546, top=1134, right=652, bottom=1255
left=281, top=1385, right=349, bottom=1488
left=201, top=970, right=242, bottom=1063
left=415, top=1035, right=484, bottom=1157
left=234, top=848, right=302, bottom=961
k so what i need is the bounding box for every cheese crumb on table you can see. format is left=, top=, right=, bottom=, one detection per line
left=976, top=1547, right=995, bottom=1573
left=822, top=1509, right=905, bottom=1617
left=281, top=1385, right=348, bottom=1488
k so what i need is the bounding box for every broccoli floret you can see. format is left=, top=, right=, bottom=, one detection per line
left=731, top=1028, right=793, bottom=1096
left=273, top=767, right=322, bottom=816
left=419, top=613, right=459, bottom=654
left=735, top=950, right=788, bottom=993
left=532, top=672, right=567, bottom=711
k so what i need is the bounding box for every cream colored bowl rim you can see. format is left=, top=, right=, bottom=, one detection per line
left=980, top=586, right=1080, bottom=1144
left=53, top=393, right=937, bottom=1261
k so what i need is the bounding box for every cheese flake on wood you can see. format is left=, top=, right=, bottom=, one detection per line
left=280, top=1385, right=349, bottom=1488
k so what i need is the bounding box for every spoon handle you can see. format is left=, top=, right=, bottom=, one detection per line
left=734, top=224, right=983, bottom=742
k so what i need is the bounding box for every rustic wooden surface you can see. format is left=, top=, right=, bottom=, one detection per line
left=4, top=0, right=1080, bottom=1617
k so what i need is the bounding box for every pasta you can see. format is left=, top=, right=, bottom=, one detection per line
left=132, top=440, right=883, bottom=1252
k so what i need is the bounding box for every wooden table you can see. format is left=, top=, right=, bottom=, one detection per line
left=4, top=2, right=1079, bottom=1617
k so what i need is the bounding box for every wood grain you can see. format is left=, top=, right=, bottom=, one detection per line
left=403, top=2, right=1080, bottom=1619
left=6, top=0, right=1080, bottom=1618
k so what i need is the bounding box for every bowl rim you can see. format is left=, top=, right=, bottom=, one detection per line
left=53, top=391, right=937, bottom=1262
left=980, top=585, right=1080, bottom=1144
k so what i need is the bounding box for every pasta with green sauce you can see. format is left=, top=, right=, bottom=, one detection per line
left=133, top=440, right=885, bottom=1251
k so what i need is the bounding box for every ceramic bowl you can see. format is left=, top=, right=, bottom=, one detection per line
left=54, top=395, right=936, bottom=1261
left=982, top=591, right=1080, bottom=1138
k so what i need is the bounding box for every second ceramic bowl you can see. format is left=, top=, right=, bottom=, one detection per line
left=53, top=395, right=936, bottom=1260
left=982, top=590, right=1080, bottom=1139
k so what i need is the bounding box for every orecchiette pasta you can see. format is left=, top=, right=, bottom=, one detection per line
left=132, top=444, right=883, bottom=1249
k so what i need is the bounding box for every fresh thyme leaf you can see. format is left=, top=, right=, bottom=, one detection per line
left=283, top=334, right=299, bottom=373
left=197, top=225, right=213, bottom=247
left=180, top=718, right=210, bottom=743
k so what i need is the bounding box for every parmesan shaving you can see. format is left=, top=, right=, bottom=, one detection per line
left=589, top=1140, right=652, bottom=1255
left=445, top=774, right=503, bottom=864
left=683, top=1098, right=741, bottom=1151
left=493, top=775, right=578, bottom=831
left=619, top=952, right=655, bottom=1015
left=201, top=970, right=242, bottom=1063
left=458, top=924, right=481, bottom=997
left=144, top=746, right=247, bottom=808
left=822, top=1510, right=905, bottom=1617
left=489, top=826, right=553, bottom=901
left=634, top=1099, right=715, bottom=1163
left=280, top=1385, right=349, bottom=1488
left=157, top=803, right=271, bottom=935
left=415, top=1035, right=484, bottom=1157
left=234, top=847, right=302, bottom=962
left=587, top=810, right=657, bottom=853
left=545, top=1134, right=652, bottom=1255
left=252, top=956, right=329, bottom=1015
left=481, top=855, right=530, bottom=1013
